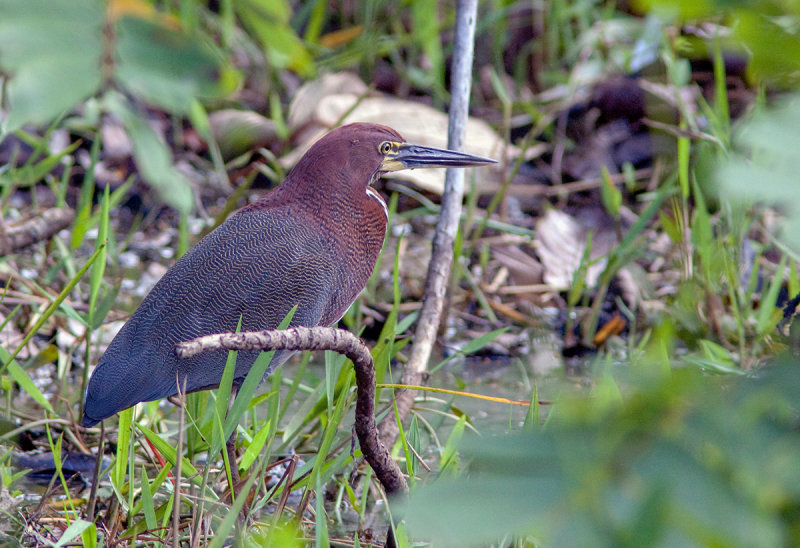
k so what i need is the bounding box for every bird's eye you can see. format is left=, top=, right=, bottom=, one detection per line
left=380, top=141, right=393, bottom=155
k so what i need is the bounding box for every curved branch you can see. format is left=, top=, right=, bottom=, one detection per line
left=176, top=326, right=409, bottom=496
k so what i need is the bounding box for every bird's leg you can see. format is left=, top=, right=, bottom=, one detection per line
left=224, top=384, right=254, bottom=524
left=85, top=420, right=105, bottom=520
left=225, top=435, right=239, bottom=487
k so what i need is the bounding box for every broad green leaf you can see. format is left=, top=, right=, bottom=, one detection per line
left=0, top=0, right=104, bottom=131
left=236, top=0, right=314, bottom=77
left=404, top=364, right=800, bottom=547
left=0, top=0, right=236, bottom=140
left=403, top=474, right=565, bottom=547
left=410, top=0, right=444, bottom=90
left=737, top=12, right=800, bottom=87
left=718, top=97, right=800, bottom=252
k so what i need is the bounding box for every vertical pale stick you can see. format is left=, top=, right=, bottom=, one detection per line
left=378, top=0, right=480, bottom=444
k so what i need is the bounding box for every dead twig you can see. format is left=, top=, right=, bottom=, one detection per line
left=175, top=327, right=408, bottom=498
left=0, top=208, right=74, bottom=254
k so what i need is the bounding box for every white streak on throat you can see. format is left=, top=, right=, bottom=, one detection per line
left=366, top=187, right=389, bottom=220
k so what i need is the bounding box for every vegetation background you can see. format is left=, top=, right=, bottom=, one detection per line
left=1, top=0, right=800, bottom=546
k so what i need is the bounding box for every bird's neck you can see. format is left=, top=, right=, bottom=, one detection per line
left=244, top=170, right=381, bottom=222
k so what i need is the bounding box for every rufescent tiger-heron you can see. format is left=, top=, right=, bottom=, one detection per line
left=82, top=122, right=496, bottom=427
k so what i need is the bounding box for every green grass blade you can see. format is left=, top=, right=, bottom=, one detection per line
left=440, top=415, right=467, bottom=476
left=429, top=328, right=508, bottom=374
left=238, top=419, right=271, bottom=472
left=206, top=458, right=262, bottom=548
left=0, top=349, right=54, bottom=413
left=86, top=175, right=135, bottom=229
left=71, top=138, right=100, bottom=249
left=678, top=126, right=690, bottom=199
left=758, top=254, right=787, bottom=335
left=113, top=408, right=133, bottom=489
left=280, top=381, right=325, bottom=446
left=523, top=382, right=540, bottom=431
left=88, top=184, right=110, bottom=329
left=128, top=462, right=172, bottom=518
left=80, top=521, right=98, bottom=548
left=211, top=337, right=240, bottom=457
left=312, top=369, right=353, bottom=487
left=1, top=242, right=106, bottom=375
left=315, top=471, right=330, bottom=548
left=138, top=425, right=204, bottom=488
left=139, top=466, right=157, bottom=531
left=49, top=429, right=76, bottom=519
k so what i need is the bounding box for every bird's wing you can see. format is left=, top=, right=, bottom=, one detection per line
left=83, top=207, right=342, bottom=425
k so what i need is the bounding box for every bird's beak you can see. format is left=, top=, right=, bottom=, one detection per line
left=381, top=143, right=497, bottom=172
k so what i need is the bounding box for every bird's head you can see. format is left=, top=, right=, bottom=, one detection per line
left=294, top=123, right=497, bottom=193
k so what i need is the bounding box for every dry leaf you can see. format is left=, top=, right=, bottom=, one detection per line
left=491, top=244, right=543, bottom=287
left=533, top=209, right=617, bottom=288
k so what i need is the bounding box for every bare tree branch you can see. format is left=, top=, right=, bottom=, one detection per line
left=378, top=0, right=481, bottom=446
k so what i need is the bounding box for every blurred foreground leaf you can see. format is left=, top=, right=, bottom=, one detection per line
left=634, top=0, right=800, bottom=87
left=717, top=96, right=800, bottom=253
left=0, top=0, right=236, bottom=132
left=403, top=361, right=800, bottom=547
